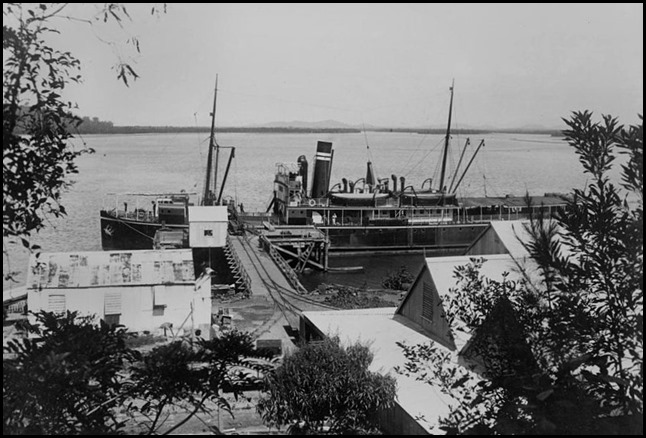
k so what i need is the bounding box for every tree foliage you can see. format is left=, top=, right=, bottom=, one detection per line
left=3, top=3, right=165, bottom=282
left=3, top=311, right=139, bottom=434
left=257, top=336, right=397, bottom=434
left=4, top=311, right=274, bottom=435
left=397, top=111, right=643, bottom=435
left=127, top=330, right=274, bottom=435
left=381, top=264, right=415, bottom=290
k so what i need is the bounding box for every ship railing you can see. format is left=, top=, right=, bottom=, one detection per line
left=374, top=197, right=398, bottom=207
left=298, top=197, right=329, bottom=207
left=110, top=209, right=157, bottom=222
left=258, top=234, right=309, bottom=295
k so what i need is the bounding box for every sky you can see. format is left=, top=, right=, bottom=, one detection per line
left=39, top=3, right=644, bottom=129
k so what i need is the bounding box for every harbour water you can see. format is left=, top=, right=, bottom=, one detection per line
left=3, top=130, right=628, bottom=291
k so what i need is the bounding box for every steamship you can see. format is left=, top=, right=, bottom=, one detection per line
left=268, top=83, right=570, bottom=253
left=100, top=77, right=236, bottom=251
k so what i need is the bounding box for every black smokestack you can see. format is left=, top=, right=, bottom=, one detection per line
left=391, top=174, right=398, bottom=192
left=400, top=176, right=406, bottom=191
left=310, top=141, right=333, bottom=198
left=297, top=155, right=308, bottom=195
left=342, top=178, right=348, bottom=193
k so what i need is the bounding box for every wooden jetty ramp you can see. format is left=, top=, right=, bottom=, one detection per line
left=227, top=233, right=337, bottom=345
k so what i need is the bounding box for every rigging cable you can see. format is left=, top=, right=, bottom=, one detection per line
left=402, top=136, right=444, bottom=180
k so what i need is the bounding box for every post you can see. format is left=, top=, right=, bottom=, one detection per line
left=438, top=80, right=455, bottom=193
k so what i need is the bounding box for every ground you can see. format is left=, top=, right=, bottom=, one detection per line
left=3, top=283, right=405, bottom=435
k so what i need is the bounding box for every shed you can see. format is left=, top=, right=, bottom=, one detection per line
left=466, top=220, right=532, bottom=257
left=189, top=206, right=228, bottom=248
left=26, top=249, right=212, bottom=338
left=466, top=219, right=573, bottom=265
left=300, top=308, right=452, bottom=435
left=299, top=254, right=539, bottom=434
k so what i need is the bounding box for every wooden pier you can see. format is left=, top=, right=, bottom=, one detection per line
left=228, top=234, right=307, bottom=298
left=260, top=225, right=329, bottom=273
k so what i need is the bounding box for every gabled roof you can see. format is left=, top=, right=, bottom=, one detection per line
left=304, top=255, right=541, bottom=433
left=397, top=254, right=537, bottom=310
left=459, top=296, right=539, bottom=377
left=396, top=254, right=541, bottom=352
left=468, top=219, right=574, bottom=263
left=486, top=220, right=533, bottom=259
left=301, top=308, right=455, bottom=434
left=27, top=249, right=196, bottom=290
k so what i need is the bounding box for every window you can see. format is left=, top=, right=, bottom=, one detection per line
left=153, top=286, right=167, bottom=316
left=422, top=282, right=434, bottom=322
left=48, top=294, right=66, bottom=313
left=104, top=290, right=122, bottom=315
left=153, top=286, right=167, bottom=306
left=204, top=229, right=213, bottom=237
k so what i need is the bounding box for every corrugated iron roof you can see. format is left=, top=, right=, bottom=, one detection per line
left=425, top=254, right=540, bottom=304
left=489, top=220, right=533, bottom=258
left=301, top=308, right=455, bottom=434
left=487, top=219, right=574, bottom=261
left=27, top=249, right=196, bottom=290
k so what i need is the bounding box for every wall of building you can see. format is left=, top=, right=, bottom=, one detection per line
left=28, top=280, right=212, bottom=338
left=379, top=403, right=430, bottom=435
left=189, top=221, right=228, bottom=248
left=398, top=268, right=455, bottom=350
left=466, top=227, right=507, bottom=255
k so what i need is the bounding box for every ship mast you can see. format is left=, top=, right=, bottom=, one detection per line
left=438, top=79, right=454, bottom=193
left=203, top=76, right=219, bottom=206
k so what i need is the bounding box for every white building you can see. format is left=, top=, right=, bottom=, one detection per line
left=189, top=205, right=228, bottom=248
left=300, top=252, right=537, bottom=434
left=27, top=249, right=212, bottom=338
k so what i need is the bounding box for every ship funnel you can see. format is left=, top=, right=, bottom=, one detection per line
left=366, top=161, right=376, bottom=187
left=310, top=141, right=333, bottom=198
left=391, top=174, right=398, bottom=192
left=297, top=155, right=308, bottom=195
left=349, top=180, right=355, bottom=193
left=342, top=178, right=348, bottom=193
left=400, top=176, right=406, bottom=191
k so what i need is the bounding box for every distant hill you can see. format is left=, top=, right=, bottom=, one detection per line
left=248, top=119, right=380, bottom=130
left=72, top=116, right=560, bottom=136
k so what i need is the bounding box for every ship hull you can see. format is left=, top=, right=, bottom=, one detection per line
left=321, top=223, right=488, bottom=253
left=100, top=211, right=187, bottom=251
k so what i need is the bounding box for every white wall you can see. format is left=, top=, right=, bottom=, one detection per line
left=28, top=280, right=212, bottom=338
left=189, top=221, right=228, bottom=248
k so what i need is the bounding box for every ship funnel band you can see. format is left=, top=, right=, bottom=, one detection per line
left=315, top=152, right=332, bottom=161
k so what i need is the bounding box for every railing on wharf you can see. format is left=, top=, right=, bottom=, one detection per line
left=225, top=235, right=252, bottom=296
left=257, top=234, right=309, bottom=295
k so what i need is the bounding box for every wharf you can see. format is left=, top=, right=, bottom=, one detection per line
left=259, top=225, right=329, bottom=273
left=229, top=234, right=296, bottom=299
left=226, top=234, right=335, bottom=351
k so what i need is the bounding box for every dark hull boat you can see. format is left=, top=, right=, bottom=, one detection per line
left=100, top=197, right=189, bottom=250
left=268, top=82, right=570, bottom=253
left=100, top=77, right=236, bottom=251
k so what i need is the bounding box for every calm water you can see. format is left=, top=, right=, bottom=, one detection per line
left=3, top=131, right=628, bottom=291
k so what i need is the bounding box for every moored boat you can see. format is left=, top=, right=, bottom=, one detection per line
left=267, top=82, right=570, bottom=253
left=99, top=77, right=236, bottom=251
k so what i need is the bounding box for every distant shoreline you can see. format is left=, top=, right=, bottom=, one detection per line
left=77, top=125, right=562, bottom=136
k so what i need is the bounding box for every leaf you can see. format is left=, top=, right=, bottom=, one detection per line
left=536, top=389, right=554, bottom=401
left=451, top=375, right=471, bottom=389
